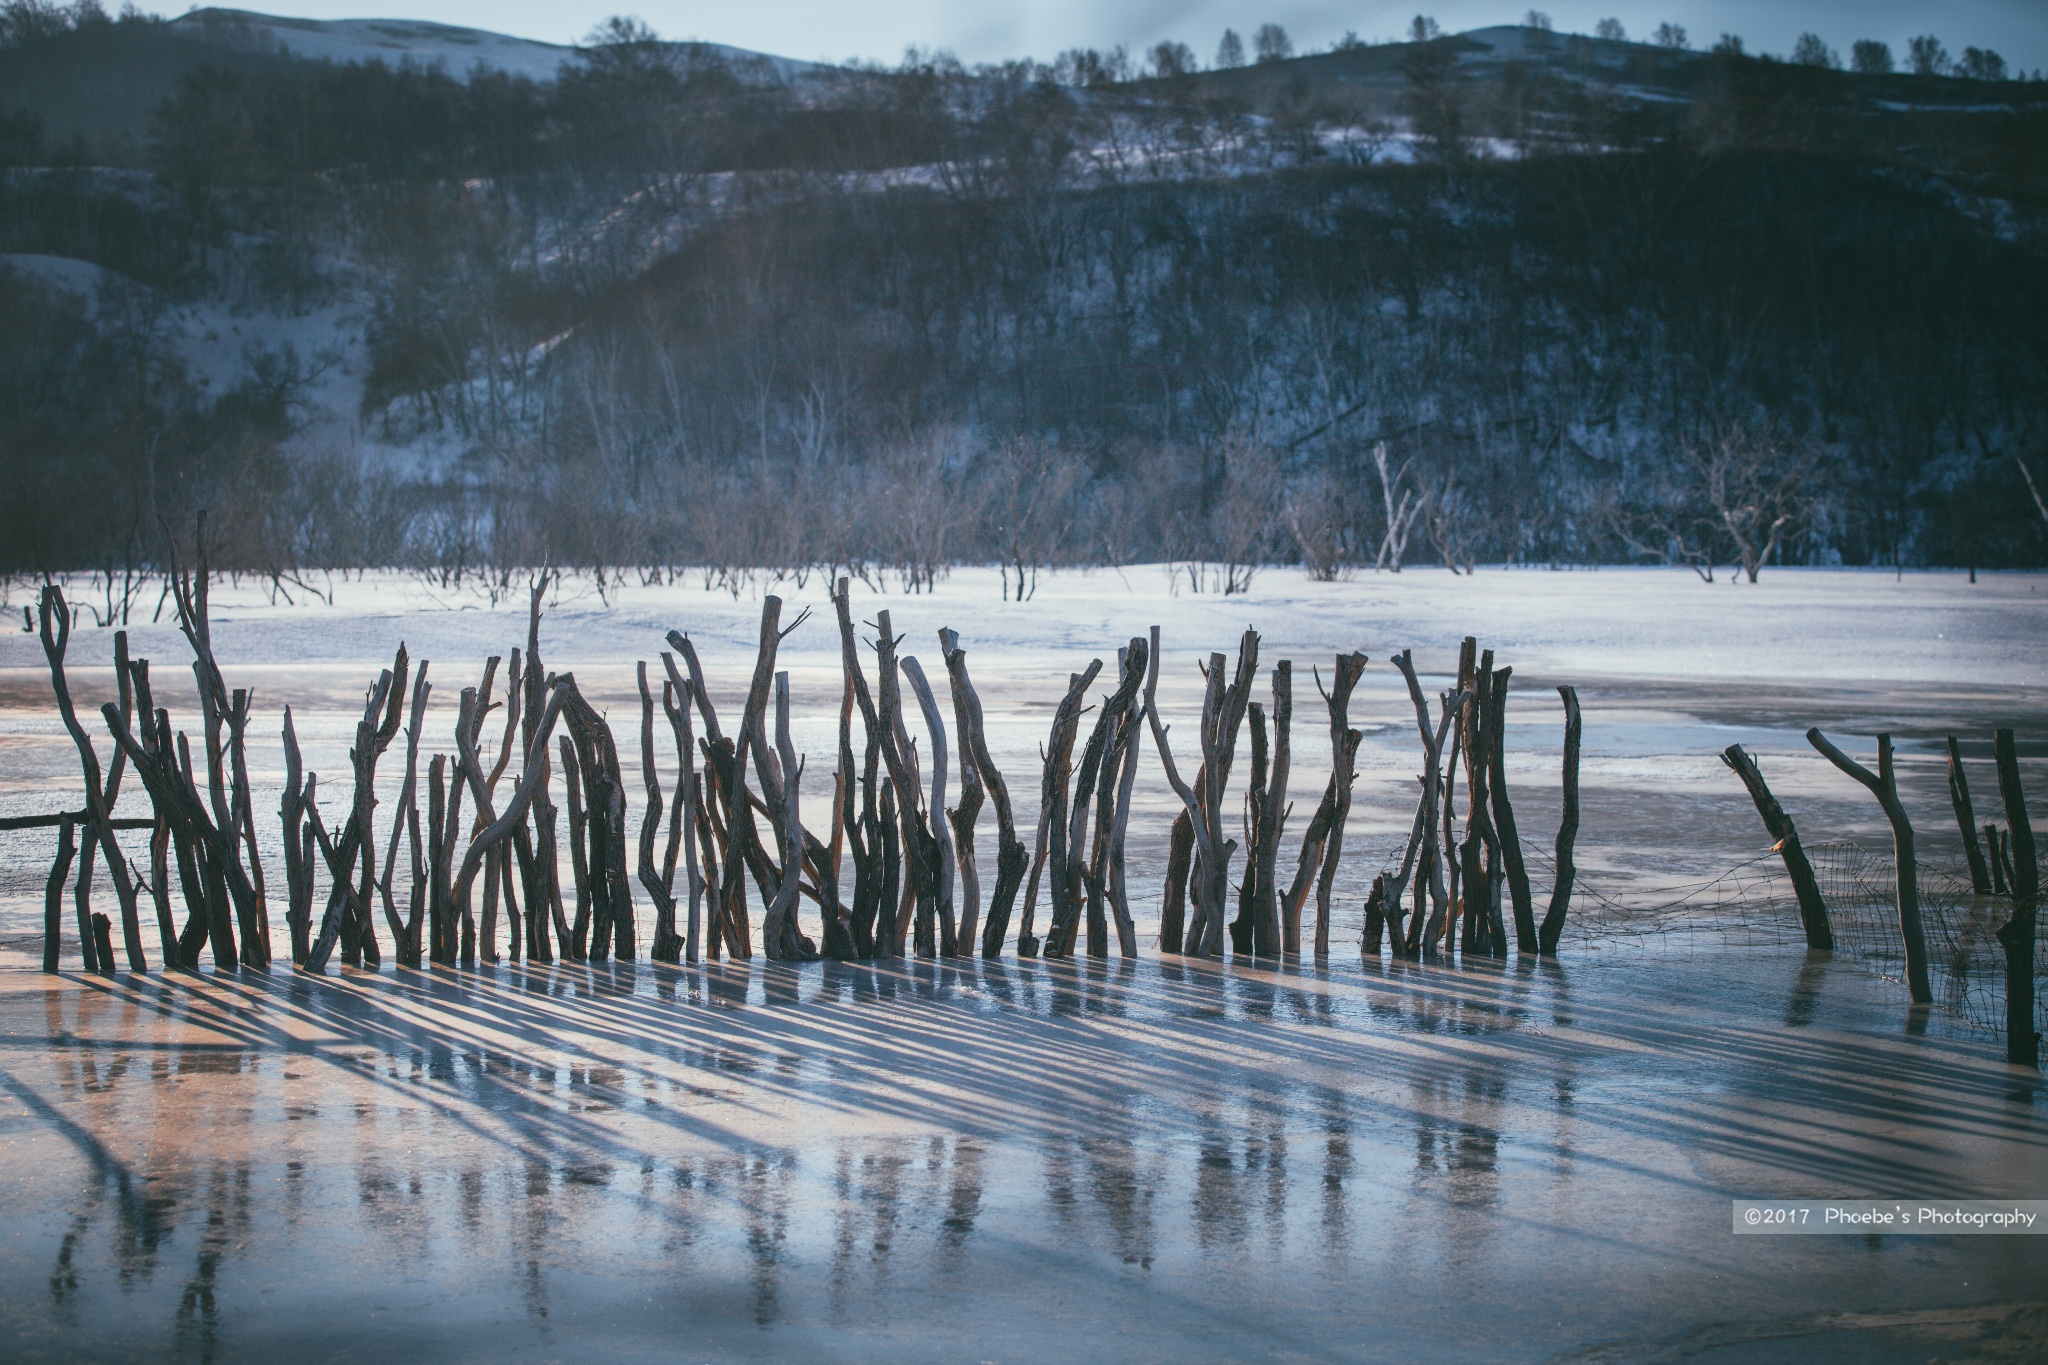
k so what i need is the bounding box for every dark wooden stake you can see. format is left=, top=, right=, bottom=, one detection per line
left=1807, top=728, right=1932, bottom=1004
left=1538, top=685, right=1581, bottom=956
left=1947, top=736, right=1992, bottom=895
left=1304, top=653, right=1367, bottom=960
left=1720, top=742, right=1831, bottom=950
left=43, top=815, right=78, bottom=973
left=1487, top=666, right=1536, bottom=954
left=901, top=655, right=959, bottom=957
left=1022, top=660, right=1102, bottom=957
left=39, top=587, right=147, bottom=972
left=940, top=633, right=1028, bottom=958
left=1391, top=651, right=1461, bottom=958
left=1991, top=728, right=2039, bottom=1068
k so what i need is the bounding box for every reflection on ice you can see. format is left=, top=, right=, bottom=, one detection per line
left=2, top=946, right=2042, bottom=1360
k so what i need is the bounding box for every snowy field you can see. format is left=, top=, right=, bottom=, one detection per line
left=2, top=564, right=2044, bottom=945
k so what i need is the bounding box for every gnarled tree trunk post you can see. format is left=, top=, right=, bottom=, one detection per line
left=936, top=629, right=987, bottom=952
left=1807, top=728, right=1931, bottom=1004
left=1538, top=685, right=1582, bottom=955
left=1947, top=736, right=1993, bottom=895
left=826, top=583, right=887, bottom=957
left=1721, top=742, right=1831, bottom=949
left=1236, top=663, right=1290, bottom=956
left=874, top=610, right=939, bottom=956
left=1391, top=651, right=1461, bottom=958
left=380, top=665, right=431, bottom=966
left=901, top=656, right=959, bottom=957
left=638, top=661, right=683, bottom=963
left=1309, top=653, right=1367, bottom=959
left=43, top=815, right=78, bottom=974
left=1023, top=660, right=1102, bottom=957
left=1487, top=665, right=1536, bottom=955
left=40, top=588, right=146, bottom=972
left=940, top=633, right=1028, bottom=958
left=1991, top=728, right=2039, bottom=1068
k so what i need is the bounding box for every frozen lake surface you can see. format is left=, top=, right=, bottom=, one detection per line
left=0, top=566, right=2043, bottom=1359
left=0, top=943, right=2043, bottom=1362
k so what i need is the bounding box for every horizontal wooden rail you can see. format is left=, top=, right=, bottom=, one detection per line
left=0, top=812, right=156, bottom=832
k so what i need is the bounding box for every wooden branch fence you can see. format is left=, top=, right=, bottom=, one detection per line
left=13, top=560, right=2040, bottom=1063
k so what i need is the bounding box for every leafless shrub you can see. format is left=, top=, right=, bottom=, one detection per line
left=1421, top=467, right=1482, bottom=575
left=980, top=439, right=1086, bottom=601
left=1213, top=437, right=1282, bottom=595
left=1283, top=466, right=1360, bottom=581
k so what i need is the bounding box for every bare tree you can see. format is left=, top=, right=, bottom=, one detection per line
left=2018, top=455, right=2048, bottom=531
left=1282, top=469, right=1357, bottom=581
left=1421, top=468, right=1481, bottom=574
left=1372, top=442, right=1424, bottom=571
left=982, top=440, right=1083, bottom=600
left=1685, top=429, right=1813, bottom=582
left=1214, top=437, right=1281, bottom=594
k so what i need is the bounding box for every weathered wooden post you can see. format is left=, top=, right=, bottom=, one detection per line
left=1391, top=651, right=1461, bottom=958
left=1487, top=666, right=1536, bottom=954
left=1022, top=660, right=1102, bottom=957
left=1458, top=654, right=1507, bottom=959
left=1537, top=686, right=1582, bottom=956
left=560, top=676, right=638, bottom=962
left=872, top=610, right=940, bottom=956
left=1068, top=637, right=1147, bottom=959
left=1146, top=627, right=1255, bottom=959
left=657, top=654, right=707, bottom=962
left=638, top=661, right=683, bottom=963
left=39, top=588, right=147, bottom=971
left=1239, top=664, right=1290, bottom=956
left=1292, top=652, right=1366, bottom=959
left=1721, top=743, right=1832, bottom=950
left=827, top=581, right=888, bottom=957
left=166, top=528, right=272, bottom=967
left=936, top=630, right=986, bottom=951
left=901, top=656, right=959, bottom=956
left=451, top=683, right=570, bottom=934
left=940, top=633, right=1029, bottom=958
left=380, top=665, right=431, bottom=966
left=1807, top=728, right=1932, bottom=1005
left=1102, top=645, right=1148, bottom=959
left=303, top=647, right=409, bottom=972
left=760, top=670, right=817, bottom=959
left=1947, top=737, right=1993, bottom=895
left=1991, top=728, right=2039, bottom=1068
left=43, top=816, right=77, bottom=974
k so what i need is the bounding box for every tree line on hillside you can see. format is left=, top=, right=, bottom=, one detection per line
left=2, top=3, right=2046, bottom=583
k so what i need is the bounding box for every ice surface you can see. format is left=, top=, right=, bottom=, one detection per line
left=0, top=941, right=2042, bottom=1361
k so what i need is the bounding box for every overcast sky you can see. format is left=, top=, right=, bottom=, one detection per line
left=203, top=1, right=2048, bottom=73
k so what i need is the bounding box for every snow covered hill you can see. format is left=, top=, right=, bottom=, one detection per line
left=165, top=7, right=824, bottom=84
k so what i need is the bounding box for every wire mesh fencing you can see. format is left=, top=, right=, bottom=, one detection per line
left=1500, top=841, right=2047, bottom=1042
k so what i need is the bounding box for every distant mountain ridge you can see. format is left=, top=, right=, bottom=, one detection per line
left=167, top=7, right=824, bottom=83
left=0, top=4, right=828, bottom=147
